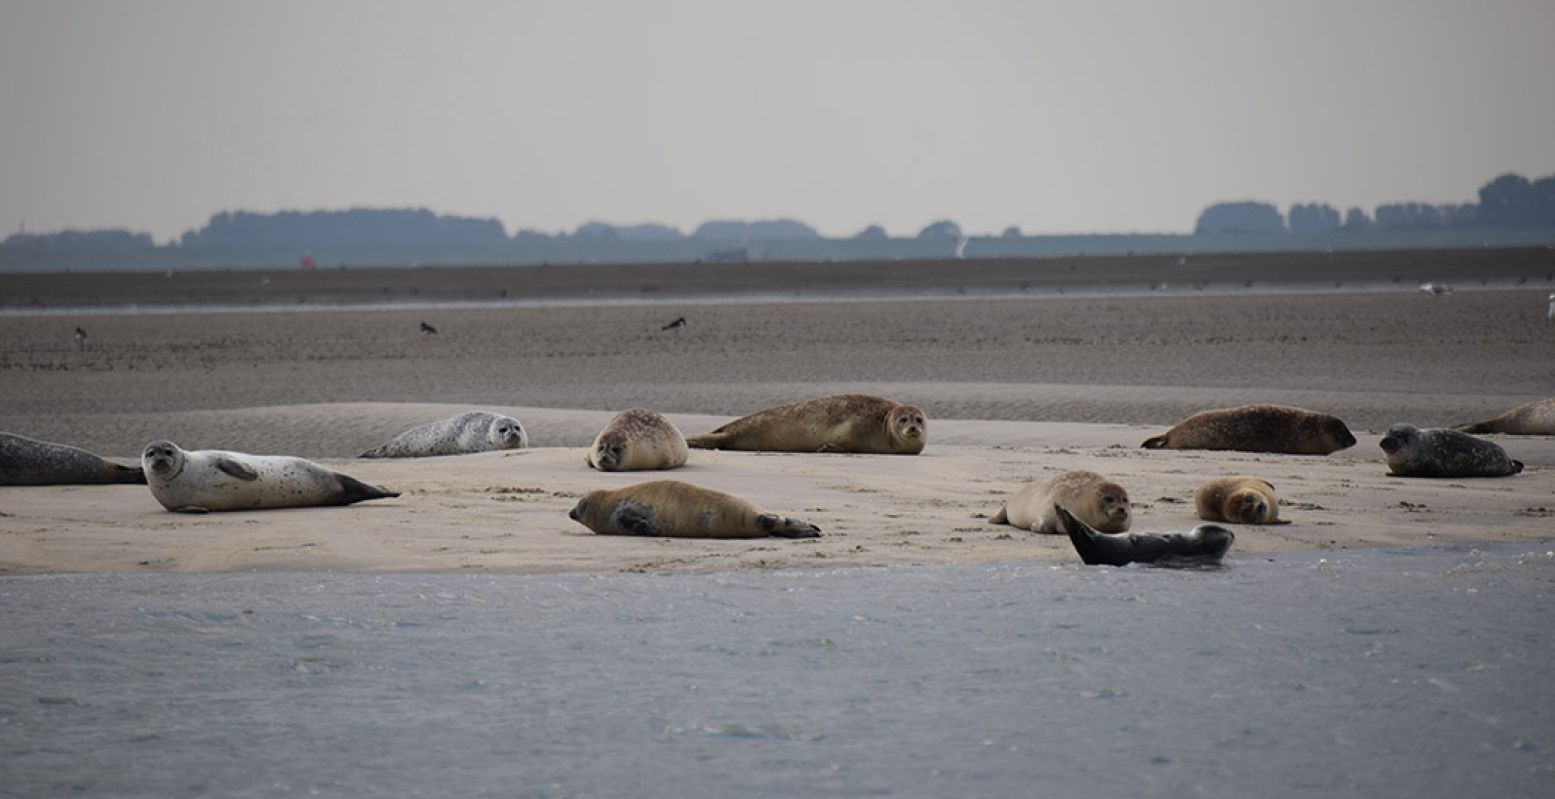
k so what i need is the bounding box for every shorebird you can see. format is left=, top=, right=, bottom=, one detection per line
left=1547, top=293, right=1554, bottom=322
left=661, top=317, right=687, bottom=331
left=73, top=326, right=87, bottom=349
left=420, top=321, right=439, bottom=335
left=1419, top=282, right=1452, bottom=296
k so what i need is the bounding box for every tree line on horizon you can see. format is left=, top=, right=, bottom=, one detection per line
left=6, top=172, right=1553, bottom=252
left=1195, top=173, right=1555, bottom=235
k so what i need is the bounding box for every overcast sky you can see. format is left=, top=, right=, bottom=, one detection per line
left=2, top=0, right=1552, bottom=242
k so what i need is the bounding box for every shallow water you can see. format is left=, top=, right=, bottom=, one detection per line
left=3, top=544, right=1553, bottom=798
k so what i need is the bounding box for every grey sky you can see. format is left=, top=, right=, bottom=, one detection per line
left=2, top=0, right=1552, bottom=242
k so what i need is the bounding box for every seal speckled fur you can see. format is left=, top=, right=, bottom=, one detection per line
left=686, top=394, right=926, bottom=454
left=586, top=409, right=688, bottom=471
left=1455, top=399, right=1555, bottom=435
left=361, top=411, right=528, bottom=458
left=1378, top=424, right=1523, bottom=478
left=143, top=440, right=399, bottom=512
left=1, top=432, right=145, bottom=486
left=1141, top=404, right=1356, bottom=455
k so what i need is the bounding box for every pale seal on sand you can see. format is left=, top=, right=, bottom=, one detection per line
left=360, top=411, right=528, bottom=458
left=568, top=480, right=821, bottom=539
left=586, top=409, right=689, bottom=472
left=1454, top=398, right=1555, bottom=435
left=989, top=469, right=1131, bottom=533
left=686, top=394, right=926, bottom=454
left=1141, top=404, right=1356, bottom=455
left=1378, top=424, right=1523, bottom=478
left=1, top=432, right=145, bottom=486
left=142, top=440, right=400, bottom=513
left=1056, top=506, right=1234, bottom=568
left=1194, top=475, right=1289, bottom=525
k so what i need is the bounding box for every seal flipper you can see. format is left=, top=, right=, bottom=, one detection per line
left=685, top=433, right=726, bottom=450
left=757, top=514, right=822, bottom=539
left=215, top=457, right=259, bottom=481
left=111, top=463, right=148, bottom=484
left=333, top=474, right=400, bottom=505
left=1056, top=506, right=1134, bottom=567
left=608, top=502, right=658, bottom=536
left=988, top=505, right=1009, bottom=525
left=359, top=444, right=390, bottom=459
left=1140, top=434, right=1170, bottom=449
left=1513, top=459, right=1525, bottom=474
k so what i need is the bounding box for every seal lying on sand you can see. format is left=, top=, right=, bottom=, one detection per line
left=586, top=409, right=688, bottom=471
left=1454, top=398, right=1555, bottom=435
left=143, top=440, right=399, bottom=512
left=1056, top=506, right=1234, bottom=567
left=989, top=470, right=1130, bottom=533
left=1141, top=404, right=1356, bottom=455
left=1195, top=475, right=1289, bottom=525
left=361, top=411, right=528, bottom=458
left=686, top=394, right=926, bottom=454
left=1378, top=424, right=1523, bottom=478
left=568, top=480, right=822, bottom=539
left=1, top=432, right=146, bottom=486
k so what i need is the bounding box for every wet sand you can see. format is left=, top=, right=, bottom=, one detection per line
left=1, top=255, right=1552, bottom=574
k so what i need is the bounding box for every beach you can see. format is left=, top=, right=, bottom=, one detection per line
left=1, top=252, right=1552, bottom=574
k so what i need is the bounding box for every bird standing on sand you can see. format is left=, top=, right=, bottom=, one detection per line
left=74, top=326, right=88, bottom=349
left=420, top=321, right=439, bottom=335
left=661, top=317, right=687, bottom=331
left=1547, top=293, right=1554, bottom=322
left=1419, top=282, right=1452, bottom=296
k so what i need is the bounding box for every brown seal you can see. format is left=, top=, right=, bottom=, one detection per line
left=1141, top=404, right=1356, bottom=455
left=989, top=469, right=1131, bottom=533
left=586, top=409, right=689, bottom=472
left=1454, top=398, right=1555, bottom=435
left=1194, top=476, right=1289, bottom=525
left=686, top=394, right=926, bottom=454
left=567, top=480, right=821, bottom=538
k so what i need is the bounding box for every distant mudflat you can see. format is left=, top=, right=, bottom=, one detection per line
left=3, top=247, right=1553, bottom=312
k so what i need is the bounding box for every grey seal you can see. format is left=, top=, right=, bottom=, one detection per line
left=143, top=440, right=399, bottom=513
left=1378, top=424, right=1523, bottom=478
left=1, top=432, right=145, bottom=486
left=1056, top=506, right=1234, bottom=567
left=361, top=411, right=528, bottom=458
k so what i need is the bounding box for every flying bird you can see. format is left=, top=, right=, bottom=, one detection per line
left=420, top=321, right=439, bottom=335
left=661, top=317, right=687, bottom=331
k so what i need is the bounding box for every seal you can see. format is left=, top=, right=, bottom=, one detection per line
left=1141, top=404, right=1356, bottom=455
left=142, top=440, right=400, bottom=512
left=1056, top=506, right=1234, bottom=567
left=361, top=411, right=528, bottom=458
left=0, top=432, right=145, bottom=486
left=988, top=470, right=1131, bottom=533
left=686, top=394, right=926, bottom=454
left=586, top=409, right=689, bottom=472
left=1194, top=475, right=1289, bottom=525
left=568, top=480, right=822, bottom=539
left=1454, top=398, right=1555, bottom=435
left=1378, top=424, right=1523, bottom=478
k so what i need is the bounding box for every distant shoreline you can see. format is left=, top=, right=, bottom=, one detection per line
left=4, top=247, right=1552, bottom=313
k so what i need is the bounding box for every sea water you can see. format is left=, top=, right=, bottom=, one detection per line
left=2, top=543, right=1552, bottom=798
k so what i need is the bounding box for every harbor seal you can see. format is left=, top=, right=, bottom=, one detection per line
left=686, top=394, right=926, bottom=454
left=142, top=440, right=399, bottom=512
left=568, top=480, right=821, bottom=539
left=988, top=470, right=1131, bottom=533
left=1056, top=506, right=1234, bottom=567
left=1378, top=424, right=1523, bottom=478
left=586, top=409, right=689, bottom=471
left=360, top=411, right=528, bottom=458
left=1, top=432, right=145, bottom=486
left=1194, top=475, right=1289, bottom=525
left=1141, top=404, right=1356, bottom=455
left=1454, top=398, right=1555, bottom=435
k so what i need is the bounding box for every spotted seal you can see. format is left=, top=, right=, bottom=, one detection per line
left=361, top=411, right=528, bottom=458
left=143, top=440, right=399, bottom=512
left=1378, top=424, right=1523, bottom=478
left=0, top=432, right=145, bottom=486
left=1454, top=399, right=1555, bottom=436
left=686, top=394, right=926, bottom=454
left=586, top=409, right=688, bottom=471
left=989, top=470, right=1131, bottom=533
left=568, top=480, right=821, bottom=538
left=1141, top=404, right=1356, bottom=455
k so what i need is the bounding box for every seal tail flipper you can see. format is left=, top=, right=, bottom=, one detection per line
left=1513, top=459, right=1525, bottom=474
left=988, top=505, right=1009, bottom=525
left=758, top=514, right=822, bottom=539
left=1453, top=420, right=1491, bottom=433
left=335, top=474, right=400, bottom=505
left=359, top=444, right=389, bottom=458
left=1140, top=434, right=1170, bottom=449
left=685, top=433, right=724, bottom=450
left=113, top=463, right=148, bottom=484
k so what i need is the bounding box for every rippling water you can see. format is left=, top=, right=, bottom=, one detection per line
left=3, top=544, right=1552, bottom=798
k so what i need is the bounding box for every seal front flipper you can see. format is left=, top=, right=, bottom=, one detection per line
left=215, top=457, right=259, bottom=481
left=172, top=505, right=211, bottom=514
left=609, top=502, right=659, bottom=536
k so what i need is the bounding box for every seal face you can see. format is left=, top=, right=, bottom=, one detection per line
left=0, top=432, right=145, bottom=486
left=142, top=440, right=400, bottom=512
left=1056, top=506, right=1233, bottom=568
left=586, top=409, right=689, bottom=472
left=1454, top=398, right=1555, bottom=435
left=567, top=480, right=821, bottom=539
left=686, top=394, right=926, bottom=455
left=361, top=411, right=528, bottom=458
left=1195, top=476, right=1288, bottom=525
left=989, top=470, right=1131, bottom=533
left=1378, top=424, right=1523, bottom=478
left=1141, top=404, right=1356, bottom=455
